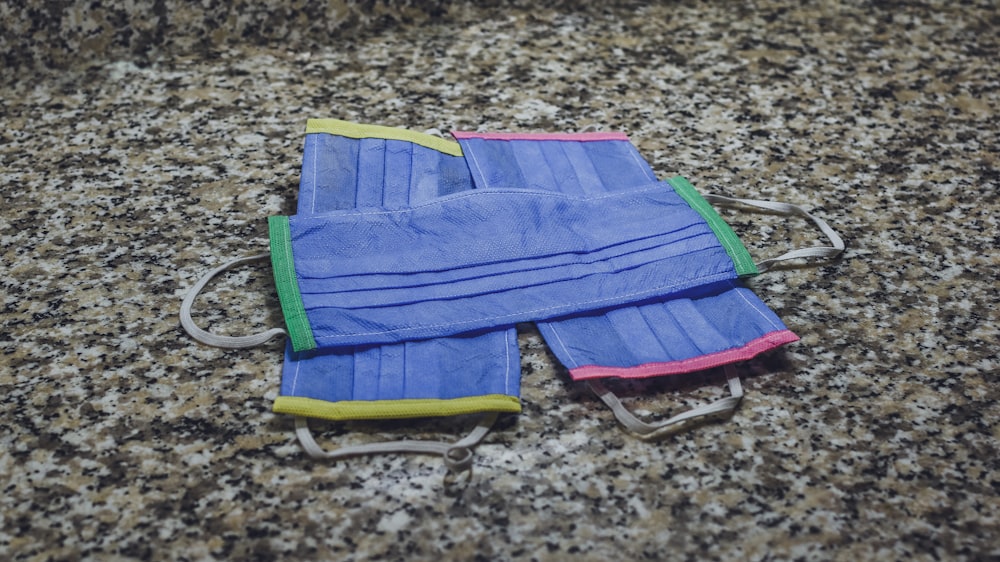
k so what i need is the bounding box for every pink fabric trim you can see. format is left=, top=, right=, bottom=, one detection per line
left=451, top=131, right=630, bottom=142
left=567, top=329, right=800, bottom=381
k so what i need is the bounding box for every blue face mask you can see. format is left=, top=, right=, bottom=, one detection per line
left=181, top=120, right=843, bottom=470
left=451, top=133, right=793, bottom=374
left=452, top=132, right=841, bottom=435
left=280, top=123, right=525, bottom=477
left=266, top=180, right=757, bottom=350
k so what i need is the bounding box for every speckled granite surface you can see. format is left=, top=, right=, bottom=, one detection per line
left=2, top=1, right=998, bottom=560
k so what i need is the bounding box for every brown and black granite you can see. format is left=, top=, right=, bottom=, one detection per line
left=2, top=1, right=998, bottom=560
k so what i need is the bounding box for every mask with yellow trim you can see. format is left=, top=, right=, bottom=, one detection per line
left=182, top=122, right=521, bottom=480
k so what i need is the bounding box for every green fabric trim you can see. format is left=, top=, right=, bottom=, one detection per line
left=668, top=176, right=758, bottom=276
left=268, top=216, right=316, bottom=351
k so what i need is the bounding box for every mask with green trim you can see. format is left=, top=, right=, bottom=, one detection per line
left=264, top=181, right=759, bottom=350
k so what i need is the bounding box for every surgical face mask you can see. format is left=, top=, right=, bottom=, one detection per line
left=276, top=130, right=839, bottom=435
left=280, top=124, right=523, bottom=478
left=450, top=132, right=841, bottom=435
left=181, top=120, right=843, bottom=474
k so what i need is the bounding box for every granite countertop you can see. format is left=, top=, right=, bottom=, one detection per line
left=2, top=1, right=998, bottom=560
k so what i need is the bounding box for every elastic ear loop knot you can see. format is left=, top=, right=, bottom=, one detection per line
left=180, top=253, right=287, bottom=348
left=588, top=364, right=744, bottom=439
left=703, top=194, right=845, bottom=273
left=294, top=412, right=499, bottom=484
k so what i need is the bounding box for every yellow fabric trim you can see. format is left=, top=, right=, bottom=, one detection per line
left=273, top=394, right=521, bottom=421
left=305, top=118, right=464, bottom=157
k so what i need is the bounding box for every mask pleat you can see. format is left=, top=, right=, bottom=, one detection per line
left=277, top=185, right=748, bottom=347
left=351, top=346, right=382, bottom=400
left=539, top=141, right=586, bottom=194
left=461, top=138, right=526, bottom=189
left=294, top=227, right=719, bottom=300
left=627, top=300, right=702, bottom=361
left=509, top=139, right=560, bottom=190
left=661, top=296, right=731, bottom=355
left=585, top=138, right=659, bottom=191
left=355, top=138, right=387, bottom=208
left=303, top=134, right=361, bottom=214
left=382, top=140, right=413, bottom=209
left=603, top=306, right=672, bottom=365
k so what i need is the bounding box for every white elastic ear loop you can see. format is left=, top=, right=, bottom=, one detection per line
left=294, top=412, right=499, bottom=482
left=180, top=253, right=287, bottom=348
left=703, top=194, right=845, bottom=273
left=588, top=364, right=744, bottom=439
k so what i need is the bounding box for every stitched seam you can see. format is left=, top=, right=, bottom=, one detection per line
left=545, top=323, right=578, bottom=369
left=504, top=330, right=512, bottom=394
left=291, top=352, right=302, bottom=394
left=627, top=143, right=659, bottom=182
left=733, top=282, right=782, bottom=331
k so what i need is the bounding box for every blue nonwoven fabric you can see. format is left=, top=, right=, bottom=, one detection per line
left=270, top=183, right=743, bottom=350
left=272, top=126, right=520, bottom=421
left=453, top=133, right=797, bottom=380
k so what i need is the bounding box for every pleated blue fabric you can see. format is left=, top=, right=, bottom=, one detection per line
left=453, top=132, right=797, bottom=380
left=272, top=126, right=521, bottom=421
left=270, top=183, right=746, bottom=350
